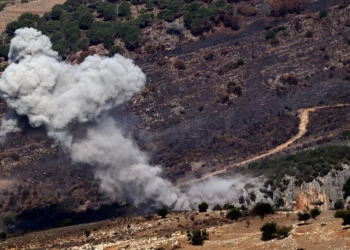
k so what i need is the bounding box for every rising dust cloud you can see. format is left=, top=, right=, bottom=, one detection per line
left=0, top=28, right=267, bottom=210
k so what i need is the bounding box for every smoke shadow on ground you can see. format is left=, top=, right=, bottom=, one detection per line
left=9, top=203, right=136, bottom=233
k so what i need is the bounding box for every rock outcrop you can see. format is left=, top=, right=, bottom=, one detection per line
left=275, top=164, right=350, bottom=211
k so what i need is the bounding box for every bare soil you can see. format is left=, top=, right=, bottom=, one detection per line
left=1, top=211, right=349, bottom=250
left=0, top=0, right=66, bottom=32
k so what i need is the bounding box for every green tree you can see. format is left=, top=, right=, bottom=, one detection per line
left=63, top=0, right=81, bottom=12
left=342, top=211, right=350, bottom=226
left=157, top=207, right=168, bottom=218
left=51, top=4, right=64, bottom=20
left=343, top=178, right=350, bottom=199
left=319, top=9, right=328, bottom=19
left=223, top=204, right=235, bottom=210
left=213, top=204, right=222, bottom=211
left=265, top=30, right=276, bottom=40
left=334, top=210, right=348, bottom=218
left=187, top=229, right=209, bottom=246
left=275, top=198, right=285, bottom=209
left=78, top=37, right=90, bottom=51
left=109, top=46, right=122, bottom=57
left=276, top=225, right=292, bottom=239
left=310, top=208, right=321, bottom=219
left=226, top=208, right=243, bottom=221
left=118, top=2, right=131, bottom=17
left=334, top=200, right=344, bottom=210
left=297, top=212, right=311, bottom=223
left=0, top=44, right=9, bottom=61
left=79, top=12, right=94, bottom=29
left=198, top=202, right=208, bottom=213
left=260, top=222, right=277, bottom=241
left=253, top=202, right=274, bottom=220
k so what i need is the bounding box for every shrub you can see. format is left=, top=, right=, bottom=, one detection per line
left=238, top=4, right=256, bottom=17
left=187, top=229, right=209, bottom=246
left=213, top=204, right=222, bottom=211
left=157, top=207, right=168, bottom=218
left=334, top=210, right=348, bottom=218
left=118, top=2, right=131, bottom=17
left=198, top=202, right=208, bottom=212
left=84, top=230, right=91, bottom=237
left=343, top=178, right=350, bottom=199
left=174, top=60, right=186, bottom=70
left=109, top=46, right=122, bottom=57
left=226, top=208, right=243, bottom=221
left=265, top=30, right=276, bottom=40
left=237, top=59, right=245, bottom=66
left=97, top=2, right=116, bottom=21
left=275, top=198, right=285, bottom=209
left=227, top=81, right=236, bottom=88
left=276, top=225, right=292, bottom=239
left=60, top=218, right=74, bottom=227
left=342, top=211, right=350, bottom=226
left=166, top=22, right=185, bottom=36
left=240, top=146, right=350, bottom=187
left=223, top=204, right=235, bottom=210
left=253, top=202, right=274, bottom=220
left=334, top=200, right=344, bottom=210
left=0, top=64, right=8, bottom=72
left=319, top=9, right=327, bottom=19
left=79, top=12, right=94, bottom=29
left=115, top=21, right=140, bottom=50
left=51, top=5, right=64, bottom=20
left=0, top=232, right=6, bottom=240
left=345, top=19, right=350, bottom=28
left=269, top=0, right=304, bottom=17
left=297, top=212, right=311, bottom=223
left=63, top=0, right=82, bottom=12
left=78, top=38, right=90, bottom=51
left=260, top=222, right=277, bottom=241
left=310, top=208, right=321, bottom=219
left=305, top=31, right=313, bottom=38
left=0, top=44, right=9, bottom=61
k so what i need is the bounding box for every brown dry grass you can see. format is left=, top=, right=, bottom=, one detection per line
left=0, top=0, right=66, bottom=32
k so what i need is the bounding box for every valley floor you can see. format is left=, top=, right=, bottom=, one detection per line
left=1, top=211, right=349, bottom=250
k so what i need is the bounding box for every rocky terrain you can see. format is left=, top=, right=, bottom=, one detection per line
left=1, top=210, right=350, bottom=249
left=0, top=0, right=349, bottom=242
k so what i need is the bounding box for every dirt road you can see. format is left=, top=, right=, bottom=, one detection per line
left=178, top=104, right=350, bottom=187
left=0, top=0, right=65, bottom=32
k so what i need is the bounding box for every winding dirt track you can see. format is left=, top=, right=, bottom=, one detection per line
left=178, top=104, right=350, bottom=187
left=0, top=0, right=65, bottom=32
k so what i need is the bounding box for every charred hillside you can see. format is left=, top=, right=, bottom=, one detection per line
left=0, top=0, right=350, bottom=234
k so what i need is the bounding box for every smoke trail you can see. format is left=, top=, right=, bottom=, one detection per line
left=0, top=28, right=267, bottom=210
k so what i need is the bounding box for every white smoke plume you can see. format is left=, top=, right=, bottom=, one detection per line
left=0, top=28, right=266, bottom=211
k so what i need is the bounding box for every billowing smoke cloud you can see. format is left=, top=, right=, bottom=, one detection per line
left=0, top=28, right=267, bottom=210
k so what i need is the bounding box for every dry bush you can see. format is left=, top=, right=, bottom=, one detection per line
left=280, top=74, right=298, bottom=85
left=239, top=4, right=257, bottom=17
left=204, top=51, right=214, bottom=61
left=5, top=151, right=20, bottom=161
left=268, top=0, right=305, bottom=17
left=174, top=60, right=186, bottom=70
left=157, top=58, right=167, bottom=66
left=345, top=19, right=350, bottom=28
left=165, top=22, right=185, bottom=36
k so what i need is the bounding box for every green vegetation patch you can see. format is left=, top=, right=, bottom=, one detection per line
left=241, top=145, right=350, bottom=186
